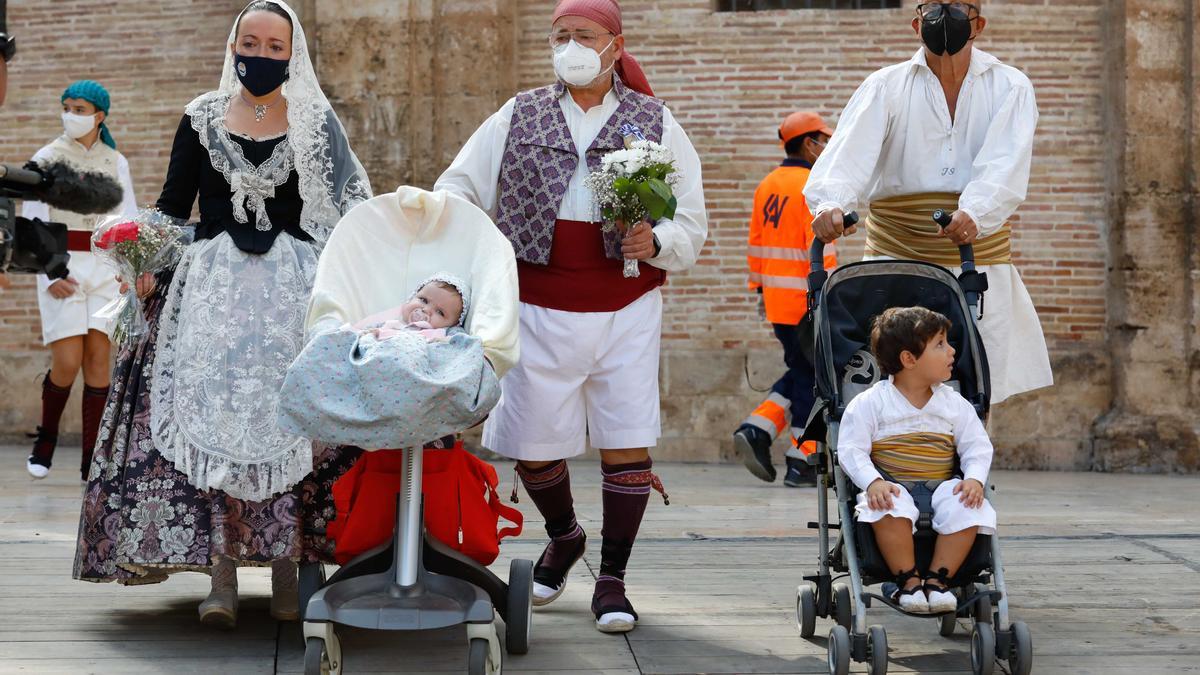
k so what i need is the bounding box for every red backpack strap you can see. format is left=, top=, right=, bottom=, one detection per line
left=490, top=487, right=524, bottom=540
left=459, top=446, right=524, bottom=540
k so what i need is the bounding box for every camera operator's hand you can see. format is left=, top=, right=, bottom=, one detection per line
left=47, top=276, right=80, bottom=299
left=117, top=273, right=156, bottom=300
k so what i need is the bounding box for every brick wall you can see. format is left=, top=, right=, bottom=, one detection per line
left=0, top=0, right=1120, bottom=469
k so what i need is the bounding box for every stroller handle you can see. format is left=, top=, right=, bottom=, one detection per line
left=809, top=211, right=860, bottom=275
left=931, top=209, right=976, bottom=272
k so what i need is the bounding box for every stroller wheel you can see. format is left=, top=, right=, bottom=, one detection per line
left=973, top=583, right=993, bottom=624
left=867, top=625, right=888, bottom=675
left=970, top=622, right=996, bottom=675
left=827, top=625, right=850, bottom=675
left=832, top=583, right=853, bottom=631
left=297, top=562, right=326, bottom=624
left=304, top=635, right=340, bottom=675
left=505, top=558, right=534, bottom=655
left=938, top=610, right=957, bottom=637
left=797, top=584, right=817, bottom=638
left=469, top=636, right=502, bottom=675
left=1008, top=621, right=1033, bottom=675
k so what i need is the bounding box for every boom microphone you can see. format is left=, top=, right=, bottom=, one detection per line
left=0, top=161, right=124, bottom=214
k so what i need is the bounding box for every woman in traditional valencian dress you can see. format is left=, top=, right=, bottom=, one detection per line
left=73, top=0, right=372, bottom=629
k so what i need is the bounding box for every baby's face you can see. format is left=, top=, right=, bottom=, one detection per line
left=403, top=283, right=463, bottom=329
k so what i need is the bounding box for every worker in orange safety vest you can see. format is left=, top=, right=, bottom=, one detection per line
left=735, top=111, right=836, bottom=487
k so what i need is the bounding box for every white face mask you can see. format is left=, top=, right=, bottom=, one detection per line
left=62, top=111, right=98, bottom=140
left=552, top=38, right=615, bottom=88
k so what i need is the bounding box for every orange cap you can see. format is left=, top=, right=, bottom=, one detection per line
left=778, top=111, right=834, bottom=146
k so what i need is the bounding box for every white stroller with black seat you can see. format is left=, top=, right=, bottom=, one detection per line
left=795, top=211, right=1033, bottom=675
left=293, top=186, right=532, bottom=675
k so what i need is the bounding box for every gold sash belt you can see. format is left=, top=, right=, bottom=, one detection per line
left=870, top=431, right=956, bottom=482
left=865, top=192, right=1011, bottom=267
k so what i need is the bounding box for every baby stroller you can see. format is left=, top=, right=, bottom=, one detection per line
left=296, top=187, right=530, bottom=675
left=795, top=212, right=1033, bottom=675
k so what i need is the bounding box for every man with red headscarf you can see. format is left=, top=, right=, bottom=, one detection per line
left=436, top=0, right=707, bottom=634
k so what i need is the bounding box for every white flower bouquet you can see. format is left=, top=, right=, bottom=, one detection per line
left=583, top=138, right=679, bottom=278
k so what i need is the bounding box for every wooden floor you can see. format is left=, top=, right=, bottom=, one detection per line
left=1, top=443, right=1198, bottom=674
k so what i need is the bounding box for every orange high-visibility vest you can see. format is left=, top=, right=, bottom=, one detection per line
left=747, top=159, right=837, bottom=325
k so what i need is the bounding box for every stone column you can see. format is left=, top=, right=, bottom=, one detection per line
left=307, top=0, right=518, bottom=192
left=1094, top=0, right=1200, bottom=471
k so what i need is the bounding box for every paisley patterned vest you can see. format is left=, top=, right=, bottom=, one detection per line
left=494, top=78, right=665, bottom=265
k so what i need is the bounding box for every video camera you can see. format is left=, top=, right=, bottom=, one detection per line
left=1, top=161, right=124, bottom=279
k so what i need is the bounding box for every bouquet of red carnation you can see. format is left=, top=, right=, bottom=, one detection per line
left=91, top=210, right=192, bottom=346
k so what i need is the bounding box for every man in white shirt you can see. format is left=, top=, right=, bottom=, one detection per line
left=805, top=1, right=1052, bottom=406
left=435, top=0, right=706, bottom=634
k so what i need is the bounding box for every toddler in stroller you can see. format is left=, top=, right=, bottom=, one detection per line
left=797, top=218, right=1032, bottom=675
left=838, top=306, right=996, bottom=614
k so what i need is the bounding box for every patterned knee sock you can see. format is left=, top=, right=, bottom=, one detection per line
left=80, top=384, right=109, bottom=480
left=30, top=372, right=72, bottom=467
left=593, top=459, right=667, bottom=615
left=516, top=460, right=585, bottom=582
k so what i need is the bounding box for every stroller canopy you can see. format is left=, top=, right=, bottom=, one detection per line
left=306, top=186, right=520, bottom=376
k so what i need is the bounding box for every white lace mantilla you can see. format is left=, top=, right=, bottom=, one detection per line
left=182, top=0, right=372, bottom=251
left=147, top=0, right=374, bottom=501
left=150, top=232, right=319, bottom=501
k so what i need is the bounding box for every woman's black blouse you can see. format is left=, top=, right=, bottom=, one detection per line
left=155, top=114, right=311, bottom=254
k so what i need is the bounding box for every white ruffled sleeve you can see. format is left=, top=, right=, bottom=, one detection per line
left=957, top=80, right=1038, bottom=237
left=647, top=106, right=708, bottom=273
left=804, top=77, right=890, bottom=217
left=434, top=98, right=515, bottom=218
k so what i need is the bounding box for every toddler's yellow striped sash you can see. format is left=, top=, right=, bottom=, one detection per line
left=870, top=431, right=956, bottom=482
left=865, top=192, right=1011, bottom=267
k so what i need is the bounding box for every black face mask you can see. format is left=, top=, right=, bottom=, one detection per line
left=921, top=8, right=974, bottom=56
left=234, top=53, right=289, bottom=96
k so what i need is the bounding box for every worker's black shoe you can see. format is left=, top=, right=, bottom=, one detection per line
left=734, top=425, right=775, bottom=482
left=783, top=457, right=818, bottom=488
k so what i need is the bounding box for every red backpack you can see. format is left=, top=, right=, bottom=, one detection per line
left=327, top=443, right=523, bottom=566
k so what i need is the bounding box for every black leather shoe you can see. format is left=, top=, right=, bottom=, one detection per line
left=734, top=425, right=775, bottom=482
left=783, top=457, right=818, bottom=487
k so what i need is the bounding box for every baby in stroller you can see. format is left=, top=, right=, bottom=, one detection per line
left=352, top=274, right=468, bottom=342
left=837, top=306, right=997, bottom=614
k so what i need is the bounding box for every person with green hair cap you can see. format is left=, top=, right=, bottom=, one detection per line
left=22, top=78, right=138, bottom=482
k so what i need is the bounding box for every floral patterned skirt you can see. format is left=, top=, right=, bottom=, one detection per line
left=73, top=273, right=361, bottom=584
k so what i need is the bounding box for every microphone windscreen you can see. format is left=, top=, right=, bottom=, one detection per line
left=35, top=161, right=125, bottom=215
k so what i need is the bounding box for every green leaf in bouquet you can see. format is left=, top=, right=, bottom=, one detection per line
left=664, top=195, right=678, bottom=220
left=647, top=178, right=673, bottom=204
left=636, top=181, right=669, bottom=221
left=612, top=176, right=634, bottom=196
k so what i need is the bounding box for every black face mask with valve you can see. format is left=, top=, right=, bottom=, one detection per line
left=921, top=6, right=974, bottom=56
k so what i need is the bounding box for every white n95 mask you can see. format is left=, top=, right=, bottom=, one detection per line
left=552, top=38, right=615, bottom=87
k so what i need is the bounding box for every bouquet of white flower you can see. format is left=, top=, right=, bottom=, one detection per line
left=583, top=138, right=679, bottom=278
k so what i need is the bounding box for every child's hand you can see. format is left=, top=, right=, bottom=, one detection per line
left=954, top=478, right=985, bottom=508
left=866, top=479, right=901, bottom=511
